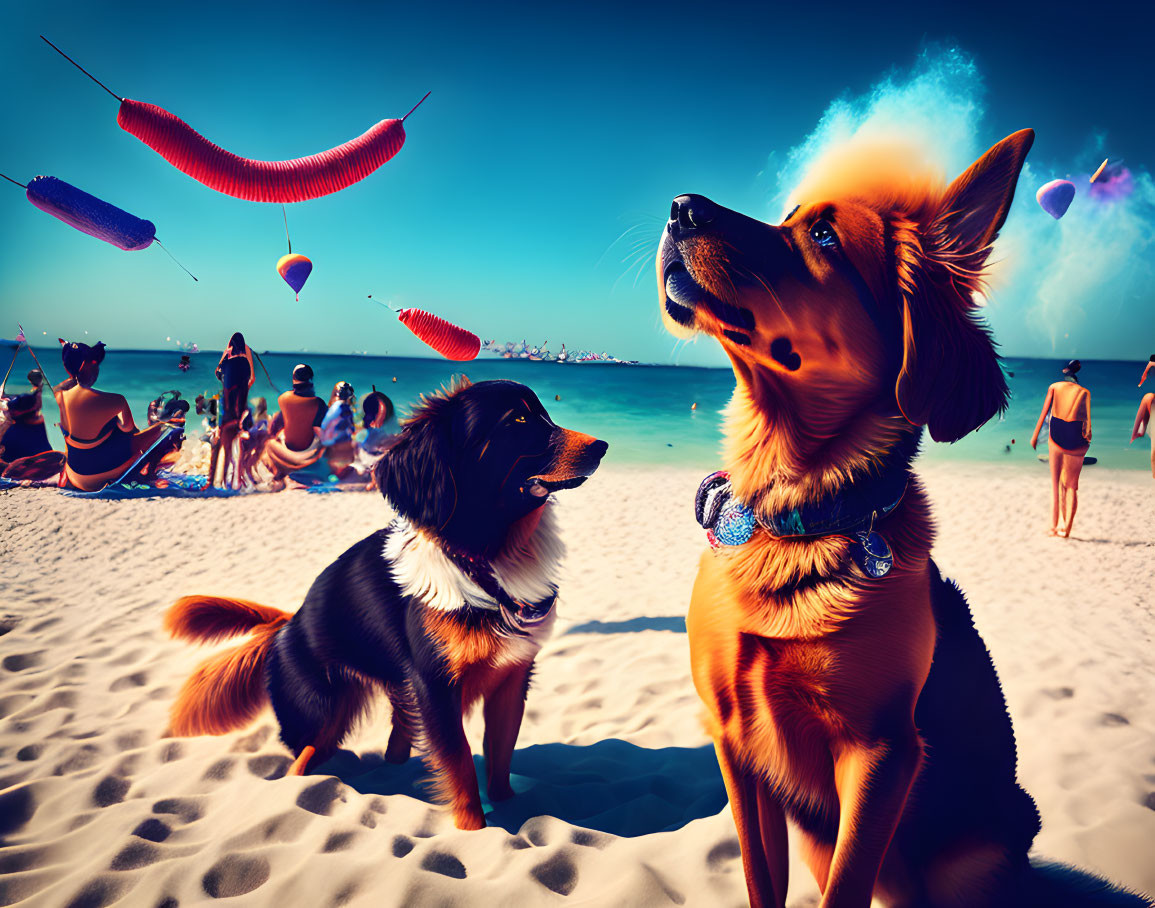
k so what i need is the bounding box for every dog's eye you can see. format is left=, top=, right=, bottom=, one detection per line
left=809, top=219, right=838, bottom=249
left=513, top=415, right=527, bottom=424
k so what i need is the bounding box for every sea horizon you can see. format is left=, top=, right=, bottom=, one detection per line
left=5, top=346, right=1152, bottom=472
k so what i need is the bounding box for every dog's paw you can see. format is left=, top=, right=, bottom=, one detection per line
left=453, top=808, right=486, bottom=831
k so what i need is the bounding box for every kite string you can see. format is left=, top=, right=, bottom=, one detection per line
left=1, top=343, right=21, bottom=396
left=17, top=325, right=56, bottom=389
left=40, top=35, right=123, bottom=102
left=402, top=91, right=432, bottom=122
left=153, top=239, right=199, bottom=282
left=0, top=173, right=27, bottom=190
left=252, top=351, right=282, bottom=394
left=282, top=206, right=291, bottom=255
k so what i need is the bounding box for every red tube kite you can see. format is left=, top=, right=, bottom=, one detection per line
left=43, top=36, right=428, bottom=204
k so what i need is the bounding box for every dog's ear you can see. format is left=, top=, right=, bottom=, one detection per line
left=935, top=129, right=1034, bottom=256
left=895, top=130, right=1032, bottom=443
left=374, top=412, right=456, bottom=532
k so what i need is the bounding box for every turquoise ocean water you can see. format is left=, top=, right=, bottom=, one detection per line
left=6, top=347, right=1153, bottom=472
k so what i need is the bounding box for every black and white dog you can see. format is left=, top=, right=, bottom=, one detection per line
left=165, top=378, right=607, bottom=829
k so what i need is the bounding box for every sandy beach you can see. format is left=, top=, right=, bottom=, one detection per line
left=0, top=462, right=1152, bottom=907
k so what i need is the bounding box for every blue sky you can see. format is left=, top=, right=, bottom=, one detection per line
left=1, top=0, right=1152, bottom=365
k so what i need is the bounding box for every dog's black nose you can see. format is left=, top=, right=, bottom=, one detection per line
left=589, top=439, right=608, bottom=460
left=669, top=195, right=717, bottom=233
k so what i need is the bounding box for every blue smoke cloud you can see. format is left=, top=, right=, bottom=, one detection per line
left=769, top=47, right=1155, bottom=360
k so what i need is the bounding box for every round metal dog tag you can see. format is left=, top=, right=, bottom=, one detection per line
left=852, top=530, right=893, bottom=578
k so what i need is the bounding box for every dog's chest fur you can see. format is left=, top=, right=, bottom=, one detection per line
left=384, top=505, right=563, bottom=677
left=689, top=490, right=936, bottom=835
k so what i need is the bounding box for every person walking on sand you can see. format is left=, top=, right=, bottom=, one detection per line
left=1131, top=391, right=1155, bottom=478
left=1031, top=360, right=1091, bottom=538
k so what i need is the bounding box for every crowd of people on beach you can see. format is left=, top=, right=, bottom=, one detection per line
left=0, top=331, right=398, bottom=494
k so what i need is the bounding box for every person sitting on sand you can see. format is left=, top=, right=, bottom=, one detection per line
left=2, top=370, right=53, bottom=461
left=1139, top=355, right=1155, bottom=388
left=1031, top=360, right=1092, bottom=538
left=56, top=341, right=183, bottom=492
left=213, top=333, right=255, bottom=488
left=261, top=364, right=326, bottom=487
left=352, top=388, right=397, bottom=488
left=320, top=381, right=358, bottom=478
left=1131, top=392, right=1155, bottom=479
left=0, top=369, right=66, bottom=482
left=250, top=397, right=270, bottom=432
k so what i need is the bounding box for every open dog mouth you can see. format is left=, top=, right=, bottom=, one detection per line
left=661, top=246, right=756, bottom=336
left=663, top=261, right=700, bottom=327
left=526, top=475, right=589, bottom=497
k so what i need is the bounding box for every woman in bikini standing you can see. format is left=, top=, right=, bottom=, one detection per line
left=213, top=332, right=255, bottom=487
left=1031, top=360, right=1092, bottom=537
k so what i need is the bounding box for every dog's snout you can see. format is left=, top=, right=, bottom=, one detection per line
left=669, top=194, right=717, bottom=233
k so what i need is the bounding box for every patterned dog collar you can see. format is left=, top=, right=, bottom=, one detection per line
left=694, top=470, right=905, bottom=579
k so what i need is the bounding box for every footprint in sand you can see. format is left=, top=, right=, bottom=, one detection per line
left=296, top=777, right=346, bottom=816
left=0, top=616, right=22, bottom=636
left=246, top=754, right=290, bottom=780
left=132, top=818, right=172, bottom=842
left=28, top=617, right=60, bottom=633
left=202, top=855, right=271, bottom=898
left=202, top=758, right=235, bottom=782
left=421, top=851, right=467, bottom=880
left=152, top=797, right=204, bottom=825
left=109, top=672, right=148, bottom=692
left=0, top=785, right=36, bottom=836
left=159, top=741, right=184, bottom=763
left=1101, top=712, right=1130, bottom=727
left=16, top=743, right=44, bottom=762
left=109, top=840, right=162, bottom=871
left=706, top=838, right=742, bottom=871
left=63, top=874, right=126, bottom=908
left=230, top=725, right=273, bottom=753
left=92, top=775, right=131, bottom=807
left=392, top=835, right=416, bottom=858
left=323, top=830, right=358, bottom=853
left=2, top=651, right=45, bottom=672
left=531, top=853, right=577, bottom=896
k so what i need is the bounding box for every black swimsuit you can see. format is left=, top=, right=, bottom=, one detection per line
left=65, top=416, right=133, bottom=476
left=220, top=355, right=252, bottom=424
left=1049, top=416, right=1088, bottom=452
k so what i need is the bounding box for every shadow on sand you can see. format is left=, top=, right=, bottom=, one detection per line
left=316, top=738, right=724, bottom=836
left=563, top=616, right=687, bottom=635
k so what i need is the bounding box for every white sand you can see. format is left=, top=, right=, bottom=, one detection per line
left=0, top=462, right=1152, bottom=907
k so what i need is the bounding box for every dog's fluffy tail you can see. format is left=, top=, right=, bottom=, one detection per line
left=165, top=596, right=291, bottom=737
left=1022, top=859, right=1154, bottom=907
